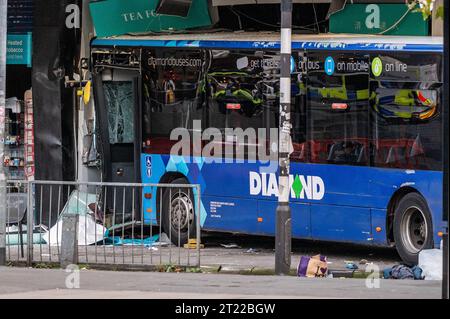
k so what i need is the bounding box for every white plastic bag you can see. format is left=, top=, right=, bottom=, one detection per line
left=419, top=249, right=442, bottom=281
left=43, top=214, right=106, bottom=246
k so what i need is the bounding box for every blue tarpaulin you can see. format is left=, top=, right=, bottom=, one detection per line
left=102, top=233, right=160, bottom=247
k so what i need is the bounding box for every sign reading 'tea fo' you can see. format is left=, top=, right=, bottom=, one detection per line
left=329, top=4, right=428, bottom=36
left=89, top=0, right=212, bottom=38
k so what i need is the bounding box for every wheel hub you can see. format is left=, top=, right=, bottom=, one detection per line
left=170, top=192, right=193, bottom=232
left=401, top=206, right=428, bottom=254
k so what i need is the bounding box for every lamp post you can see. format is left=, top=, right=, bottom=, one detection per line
left=275, top=0, right=293, bottom=276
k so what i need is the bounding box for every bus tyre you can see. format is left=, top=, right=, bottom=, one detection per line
left=393, top=193, right=433, bottom=265
left=161, top=178, right=196, bottom=246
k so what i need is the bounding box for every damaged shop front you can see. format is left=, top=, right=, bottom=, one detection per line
left=4, top=0, right=33, bottom=221
left=2, top=0, right=81, bottom=253
left=5, top=0, right=209, bottom=264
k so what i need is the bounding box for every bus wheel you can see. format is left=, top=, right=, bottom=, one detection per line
left=161, top=178, right=196, bottom=246
left=393, top=192, right=433, bottom=265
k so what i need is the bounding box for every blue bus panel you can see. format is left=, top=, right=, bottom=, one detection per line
left=141, top=154, right=444, bottom=247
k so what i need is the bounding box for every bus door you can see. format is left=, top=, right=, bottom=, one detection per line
left=93, top=68, right=142, bottom=221
left=305, top=51, right=373, bottom=243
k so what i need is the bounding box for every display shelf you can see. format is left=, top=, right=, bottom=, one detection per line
left=3, top=99, right=26, bottom=187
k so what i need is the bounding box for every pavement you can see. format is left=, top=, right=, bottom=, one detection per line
left=0, top=266, right=442, bottom=299
left=198, top=233, right=402, bottom=274
left=6, top=232, right=402, bottom=275
left=3, top=233, right=442, bottom=299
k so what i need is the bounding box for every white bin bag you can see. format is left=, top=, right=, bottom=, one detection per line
left=419, top=249, right=443, bottom=281
left=43, top=214, right=106, bottom=246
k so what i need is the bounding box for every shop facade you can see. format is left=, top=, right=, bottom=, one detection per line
left=4, top=0, right=33, bottom=192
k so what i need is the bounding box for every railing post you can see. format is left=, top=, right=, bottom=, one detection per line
left=26, top=182, right=34, bottom=266
left=196, top=185, right=201, bottom=268
left=60, top=214, right=79, bottom=268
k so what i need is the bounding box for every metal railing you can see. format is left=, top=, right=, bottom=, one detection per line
left=3, top=182, right=28, bottom=263
left=3, top=180, right=202, bottom=269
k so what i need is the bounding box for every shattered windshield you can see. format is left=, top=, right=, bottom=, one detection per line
left=104, top=81, right=134, bottom=144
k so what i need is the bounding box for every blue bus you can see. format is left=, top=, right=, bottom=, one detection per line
left=91, top=34, right=445, bottom=264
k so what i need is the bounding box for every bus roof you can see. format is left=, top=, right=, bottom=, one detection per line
left=92, top=32, right=443, bottom=52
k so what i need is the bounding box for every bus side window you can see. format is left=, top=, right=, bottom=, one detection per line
left=206, top=50, right=279, bottom=162
left=141, top=48, right=206, bottom=155
left=370, top=85, right=442, bottom=171
left=369, top=52, right=443, bottom=171
left=306, top=53, right=370, bottom=166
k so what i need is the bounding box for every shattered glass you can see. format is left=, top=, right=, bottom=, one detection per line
left=104, top=81, right=134, bottom=144
left=61, top=191, right=97, bottom=217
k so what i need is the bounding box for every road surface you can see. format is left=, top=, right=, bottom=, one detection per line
left=0, top=267, right=441, bottom=299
